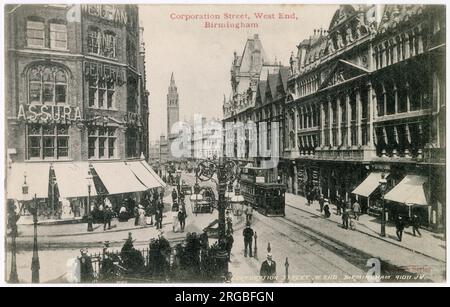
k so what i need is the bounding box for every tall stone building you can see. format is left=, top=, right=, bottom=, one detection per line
left=224, top=5, right=446, bottom=231
left=222, top=34, right=283, bottom=163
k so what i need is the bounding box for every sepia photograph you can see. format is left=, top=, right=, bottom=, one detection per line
left=1, top=1, right=447, bottom=286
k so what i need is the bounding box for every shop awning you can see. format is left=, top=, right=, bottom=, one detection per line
left=53, top=162, right=97, bottom=198
left=126, top=161, right=162, bottom=189
left=92, top=162, right=147, bottom=195
left=140, top=160, right=166, bottom=187
left=352, top=172, right=389, bottom=198
left=6, top=163, right=50, bottom=200
left=385, top=175, right=428, bottom=206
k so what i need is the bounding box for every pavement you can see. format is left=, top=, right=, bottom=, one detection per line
left=285, top=193, right=446, bottom=262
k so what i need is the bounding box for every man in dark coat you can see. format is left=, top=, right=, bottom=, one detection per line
left=225, top=231, right=234, bottom=261
left=412, top=213, right=422, bottom=237
left=396, top=215, right=405, bottom=241
left=79, top=249, right=94, bottom=283
left=342, top=207, right=349, bottom=229
left=178, top=206, right=187, bottom=232
left=242, top=222, right=254, bottom=257
left=319, top=194, right=324, bottom=212
left=260, top=253, right=277, bottom=282
left=172, top=189, right=178, bottom=203
left=103, top=207, right=112, bottom=230
left=336, top=197, right=342, bottom=216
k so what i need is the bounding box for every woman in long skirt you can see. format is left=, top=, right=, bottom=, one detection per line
left=138, top=205, right=146, bottom=227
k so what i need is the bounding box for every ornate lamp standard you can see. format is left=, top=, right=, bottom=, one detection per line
left=86, top=169, right=94, bottom=232
left=379, top=173, right=387, bottom=237
left=195, top=156, right=239, bottom=241
left=8, top=174, right=28, bottom=283
left=28, top=193, right=40, bottom=283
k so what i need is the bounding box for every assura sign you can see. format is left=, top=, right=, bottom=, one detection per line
left=17, top=104, right=82, bottom=122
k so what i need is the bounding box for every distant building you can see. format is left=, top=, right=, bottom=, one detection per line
left=167, top=73, right=180, bottom=160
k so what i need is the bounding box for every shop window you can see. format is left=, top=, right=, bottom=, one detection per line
left=27, top=124, right=69, bottom=160
left=88, top=76, right=115, bottom=109
left=103, top=31, right=117, bottom=58
left=26, top=18, right=45, bottom=48
left=126, top=128, right=138, bottom=158
left=88, top=26, right=100, bottom=54
left=88, top=127, right=117, bottom=159
left=50, top=21, right=67, bottom=50
left=28, top=64, right=67, bottom=105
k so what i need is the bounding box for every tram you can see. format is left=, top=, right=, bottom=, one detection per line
left=240, top=166, right=286, bottom=216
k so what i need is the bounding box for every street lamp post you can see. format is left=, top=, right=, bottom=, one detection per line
left=30, top=193, right=40, bottom=283
left=195, top=156, right=238, bottom=241
left=8, top=201, right=19, bottom=283
left=379, top=173, right=387, bottom=237
left=87, top=169, right=94, bottom=232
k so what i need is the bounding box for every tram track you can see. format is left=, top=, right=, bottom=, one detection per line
left=255, top=213, right=358, bottom=278
left=262, top=210, right=439, bottom=282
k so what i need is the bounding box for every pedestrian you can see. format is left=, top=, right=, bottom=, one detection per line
left=323, top=199, right=331, bottom=218
left=342, top=207, right=349, bottom=229
left=134, top=206, right=139, bottom=226
left=352, top=201, right=361, bottom=220
left=336, top=197, right=342, bottom=216
left=319, top=194, right=324, bottom=213
left=244, top=202, right=253, bottom=224
left=226, top=211, right=233, bottom=234
left=411, top=213, right=422, bottom=237
left=172, top=201, right=180, bottom=232
left=79, top=249, right=94, bottom=283
left=396, top=215, right=404, bottom=242
left=138, top=205, right=146, bottom=227
left=260, top=253, right=277, bottom=283
left=178, top=206, right=187, bottom=232
left=242, top=222, right=254, bottom=257
left=172, top=188, right=178, bottom=203
left=103, top=207, right=112, bottom=230
left=225, top=230, right=234, bottom=262
left=155, top=207, right=163, bottom=230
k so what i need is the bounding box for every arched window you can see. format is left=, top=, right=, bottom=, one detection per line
left=28, top=64, right=67, bottom=104
left=26, top=16, right=45, bottom=47
left=49, top=19, right=67, bottom=49
left=88, top=26, right=100, bottom=54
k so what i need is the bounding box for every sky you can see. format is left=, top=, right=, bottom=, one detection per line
left=140, top=4, right=339, bottom=141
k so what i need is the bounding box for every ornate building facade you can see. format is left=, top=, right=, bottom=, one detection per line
left=5, top=4, right=156, bottom=220
left=223, top=5, right=445, bottom=230
left=286, top=4, right=445, bottom=230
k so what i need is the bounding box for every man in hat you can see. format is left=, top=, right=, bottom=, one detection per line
left=411, top=213, right=422, bottom=237
left=260, top=253, right=277, bottom=282
left=396, top=215, right=405, bottom=241
left=242, top=222, right=254, bottom=257
left=79, top=249, right=94, bottom=283
left=323, top=199, right=331, bottom=218
left=319, top=194, right=325, bottom=213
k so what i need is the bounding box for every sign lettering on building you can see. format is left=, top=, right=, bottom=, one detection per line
left=17, top=104, right=82, bottom=122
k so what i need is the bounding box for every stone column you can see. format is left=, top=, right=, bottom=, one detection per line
left=367, top=81, right=375, bottom=149
left=328, top=97, right=333, bottom=147
left=405, top=32, right=411, bottom=58
left=337, top=96, right=342, bottom=147
left=294, top=108, right=299, bottom=149
left=320, top=101, right=325, bottom=147
left=393, top=81, right=398, bottom=114
left=293, top=162, right=298, bottom=195
left=356, top=88, right=362, bottom=146
left=346, top=92, right=351, bottom=147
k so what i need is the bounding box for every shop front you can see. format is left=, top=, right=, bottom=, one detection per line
left=6, top=159, right=166, bottom=222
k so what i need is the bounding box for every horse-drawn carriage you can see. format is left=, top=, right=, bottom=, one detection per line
left=190, top=186, right=216, bottom=214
